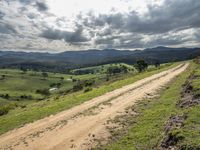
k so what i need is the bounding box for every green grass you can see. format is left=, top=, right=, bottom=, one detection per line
left=0, top=63, right=178, bottom=135
left=175, top=63, right=200, bottom=149
left=71, top=63, right=136, bottom=74
left=178, top=105, right=200, bottom=149
left=105, top=62, right=195, bottom=150
left=0, top=69, right=75, bottom=100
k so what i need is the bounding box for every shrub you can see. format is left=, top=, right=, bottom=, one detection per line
left=84, top=79, right=95, bottom=87
left=72, top=78, right=77, bottom=82
left=107, top=65, right=128, bottom=75
left=0, top=93, right=10, bottom=99
left=36, top=89, right=50, bottom=96
left=84, top=87, right=92, bottom=93
left=0, top=107, right=9, bottom=116
left=0, top=103, right=18, bottom=116
left=134, top=60, right=148, bottom=72
left=73, top=84, right=83, bottom=92
left=20, top=95, right=33, bottom=99
left=42, top=72, right=48, bottom=79
left=50, top=82, right=61, bottom=88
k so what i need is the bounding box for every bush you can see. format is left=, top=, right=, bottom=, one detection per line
left=0, top=103, right=18, bottom=116
left=0, top=107, right=9, bottom=116
left=73, top=84, right=83, bottom=92
left=84, top=87, right=92, bottom=93
left=72, top=78, right=77, bottom=82
left=20, top=95, right=33, bottom=99
left=134, top=60, right=148, bottom=72
left=36, top=89, right=50, bottom=96
left=107, top=66, right=128, bottom=75
left=0, top=93, right=10, bottom=99
left=84, top=79, right=95, bottom=87
left=50, top=82, right=61, bottom=88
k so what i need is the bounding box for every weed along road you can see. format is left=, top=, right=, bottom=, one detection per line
left=0, top=63, right=189, bottom=150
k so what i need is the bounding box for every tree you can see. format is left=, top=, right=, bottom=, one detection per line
left=73, top=83, right=83, bottom=92
left=1, top=75, right=5, bottom=79
left=121, top=65, right=128, bottom=73
left=42, top=72, right=48, bottom=80
left=135, top=60, right=148, bottom=72
left=20, top=67, right=27, bottom=74
left=107, top=66, right=124, bottom=75
left=154, top=61, right=160, bottom=68
left=36, top=89, right=50, bottom=96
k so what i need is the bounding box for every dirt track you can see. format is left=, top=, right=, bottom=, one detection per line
left=0, top=63, right=189, bottom=150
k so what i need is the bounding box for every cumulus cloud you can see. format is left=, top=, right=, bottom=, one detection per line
left=0, top=0, right=200, bottom=52
left=35, top=1, right=48, bottom=11
left=40, top=26, right=89, bottom=43
left=0, top=23, right=17, bottom=34
left=82, top=0, right=200, bottom=34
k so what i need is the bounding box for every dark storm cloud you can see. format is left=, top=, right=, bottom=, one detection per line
left=80, top=13, right=124, bottom=28
left=0, top=23, right=17, bottom=34
left=35, top=1, right=48, bottom=12
left=19, top=0, right=48, bottom=12
left=146, top=35, right=189, bottom=47
left=194, top=29, right=200, bottom=42
left=94, top=33, right=144, bottom=49
left=1, top=0, right=200, bottom=51
left=94, top=35, right=120, bottom=45
left=81, top=0, right=200, bottom=35
left=40, top=26, right=89, bottom=43
left=0, top=11, right=5, bottom=19
left=19, top=0, right=32, bottom=5
left=73, top=0, right=200, bottom=48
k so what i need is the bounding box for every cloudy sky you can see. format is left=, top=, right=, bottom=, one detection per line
left=0, top=0, right=200, bottom=52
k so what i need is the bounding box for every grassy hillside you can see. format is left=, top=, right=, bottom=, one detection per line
left=102, top=60, right=200, bottom=149
left=0, top=62, right=177, bottom=135
left=71, top=63, right=135, bottom=74
left=0, top=63, right=136, bottom=104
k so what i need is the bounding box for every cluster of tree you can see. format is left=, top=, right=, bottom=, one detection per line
left=20, top=95, right=33, bottom=99
left=0, top=93, right=10, bottom=99
left=36, top=89, right=50, bottom=96
left=0, top=75, right=6, bottom=80
left=106, top=65, right=128, bottom=75
left=84, top=87, right=92, bottom=93
left=154, top=61, right=160, bottom=68
left=20, top=67, right=28, bottom=74
left=42, top=72, right=48, bottom=80
left=72, top=79, right=95, bottom=92
left=50, top=82, right=62, bottom=88
left=0, top=103, right=18, bottom=116
left=134, top=60, right=160, bottom=72
left=72, top=69, right=94, bottom=75
left=134, top=60, right=148, bottom=72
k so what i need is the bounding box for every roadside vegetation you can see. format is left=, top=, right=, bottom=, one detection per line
left=0, top=62, right=177, bottom=134
left=99, top=60, right=200, bottom=149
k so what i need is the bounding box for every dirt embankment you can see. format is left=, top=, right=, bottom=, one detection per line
left=0, top=63, right=189, bottom=150
left=160, top=69, right=200, bottom=150
left=178, top=74, right=200, bottom=108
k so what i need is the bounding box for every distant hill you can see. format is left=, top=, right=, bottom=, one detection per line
left=0, top=47, right=199, bottom=73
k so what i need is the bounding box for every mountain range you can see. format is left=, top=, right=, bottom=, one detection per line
left=0, top=47, right=199, bottom=73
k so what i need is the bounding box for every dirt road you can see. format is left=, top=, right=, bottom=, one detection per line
left=0, top=63, right=189, bottom=150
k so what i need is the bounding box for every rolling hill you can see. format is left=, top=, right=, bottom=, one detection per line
left=0, top=47, right=200, bottom=72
